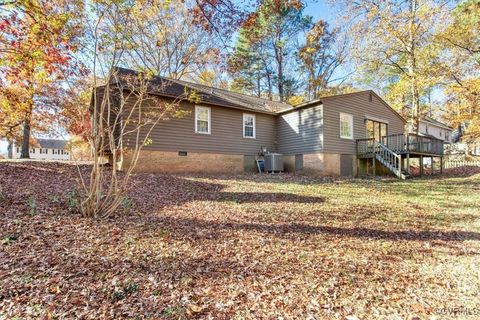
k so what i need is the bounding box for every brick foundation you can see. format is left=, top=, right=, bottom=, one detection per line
left=283, top=155, right=296, bottom=172
left=120, top=150, right=245, bottom=173
left=117, top=150, right=358, bottom=176
left=302, top=153, right=341, bottom=176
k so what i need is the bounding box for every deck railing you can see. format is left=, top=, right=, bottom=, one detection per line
left=356, top=138, right=373, bottom=156
left=407, top=134, right=444, bottom=155
left=374, top=141, right=404, bottom=178
left=381, top=134, right=405, bottom=153
left=356, top=133, right=444, bottom=156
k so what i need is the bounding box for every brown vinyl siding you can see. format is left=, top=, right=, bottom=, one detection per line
left=277, top=103, right=324, bottom=154
left=93, top=86, right=122, bottom=152
left=115, top=88, right=404, bottom=159
left=322, top=91, right=405, bottom=155
left=124, top=98, right=276, bottom=155
left=277, top=91, right=405, bottom=155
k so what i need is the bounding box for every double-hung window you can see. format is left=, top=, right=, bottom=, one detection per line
left=195, top=106, right=211, bottom=134
left=340, top=112, right=353, bottom=139
left=243, top=114, right=256, bottom=138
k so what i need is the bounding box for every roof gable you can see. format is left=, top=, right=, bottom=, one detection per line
left=367, top=91, right=407, bottom=123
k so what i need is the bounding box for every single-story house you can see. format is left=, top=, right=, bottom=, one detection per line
left=96, top=67, right=445, bottom=178
left=11, top=139, right=71, bottom=161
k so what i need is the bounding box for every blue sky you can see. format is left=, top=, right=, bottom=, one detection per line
left=304, top=0, right=335, bottom=23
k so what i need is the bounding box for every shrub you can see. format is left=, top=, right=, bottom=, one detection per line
left=27, top=197, right=37, bottom=215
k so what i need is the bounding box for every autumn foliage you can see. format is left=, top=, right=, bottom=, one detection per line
left=0, top=0, right=84, bottom=156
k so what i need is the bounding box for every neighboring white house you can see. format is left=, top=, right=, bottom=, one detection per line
left=446, top=142, right=480, bottom=156
left=417, top=116, right=454, bottom=143
left=450, top=124, right=480, bottom=156
left=12, top=139, right=71, bottom=160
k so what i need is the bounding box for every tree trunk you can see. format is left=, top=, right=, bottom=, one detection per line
left=277, top=61, right=283, bottom=101
left=310, top=70, right=316, bottom=99
left=411, top=79, right=420, bottom=134
left=275, top=44, right=284, bottom=102
left=20, top=118, right=31, bottom=158
left=266, top=69, right=273, bottom=101
left=7, top=140, right=13, bottom=159
left=428, top=89, right=432, bottom=117
left=20, top=102, right=33, bottom=159
left=256, top=72, right=261, bottom=98
left=407, top=0, right=421, bottom=134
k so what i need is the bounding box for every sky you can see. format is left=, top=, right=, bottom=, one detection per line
left=303, top=0, right=335, bottom=23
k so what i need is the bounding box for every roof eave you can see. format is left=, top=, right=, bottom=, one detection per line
left=130, top=87, right=280, bottom=115
left=110, top=67, right=289, bottom=114
left=420, top=118, right=453, bottom=130
left=276, top=90, right=407, bottom=124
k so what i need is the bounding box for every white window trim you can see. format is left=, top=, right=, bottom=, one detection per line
left=195, top=105, right=211, bottom=134
left=340, top=112, right=354, bottom=140
left=364, top=115, right=389, bottom=124
left=243, top=113, right=256, bottom=139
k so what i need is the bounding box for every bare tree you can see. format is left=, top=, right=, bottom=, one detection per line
left=79, top=71, right=180, bottom=218
left=107, top=0, right=219, bottom=80
left=73, top=1, right=184, bottom=218
left=298, top=20, right=349, bottom=99
left=64, top=0, right=245, bottom=218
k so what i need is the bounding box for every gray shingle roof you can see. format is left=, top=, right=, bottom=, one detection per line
left=36, top=139, right=67, bottom=149
left=112, top=67, right=291, bottom=113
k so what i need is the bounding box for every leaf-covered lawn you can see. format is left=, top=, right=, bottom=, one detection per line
left=1, top=162, right=479, bottom=319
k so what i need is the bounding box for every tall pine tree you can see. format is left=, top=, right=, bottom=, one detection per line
left=228, top=0, right=311, bottom=102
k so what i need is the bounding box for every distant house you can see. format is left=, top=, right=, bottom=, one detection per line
left=416, top=116, right=453, bottom=143
left=94, top=67, right=446, bottom=179
left=450, top=124, right=480, bottom=156
left=12, top=139, right=71, bottom=161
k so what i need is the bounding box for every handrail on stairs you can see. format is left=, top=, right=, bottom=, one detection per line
left=373, top=141, right=402, bottom=178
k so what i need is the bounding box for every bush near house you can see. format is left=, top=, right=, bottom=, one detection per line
left=0, top=162, right=479, bottom=319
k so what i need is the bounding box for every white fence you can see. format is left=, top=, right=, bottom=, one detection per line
left=444, top=160, right=480, bottom=169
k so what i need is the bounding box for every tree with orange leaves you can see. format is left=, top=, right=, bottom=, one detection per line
left=438, top=0, right=480, bottom=152
left=0, top=0, right=84, bottom=158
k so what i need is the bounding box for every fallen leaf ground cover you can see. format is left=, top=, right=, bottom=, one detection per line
left=1, top=161, right=479, bottom=319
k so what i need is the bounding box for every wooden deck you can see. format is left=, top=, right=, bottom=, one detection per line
left=356, top=133, right=444, bottom=158
left=356, top=134, right=445, bottom=179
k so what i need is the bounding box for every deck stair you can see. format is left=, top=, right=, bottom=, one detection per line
left=374, top=142, right=409, bottom=180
